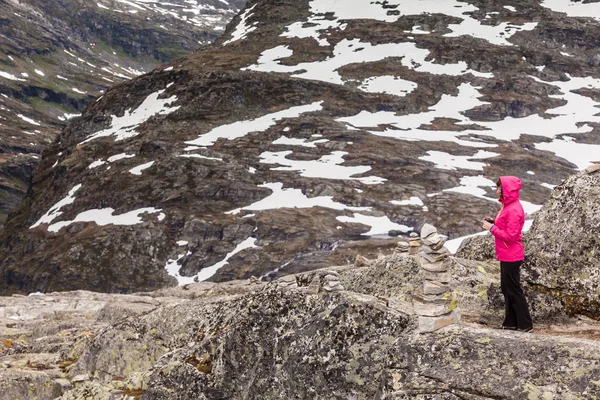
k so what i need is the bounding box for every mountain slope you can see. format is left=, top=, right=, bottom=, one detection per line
left=0, top=0, right=245, bottom=229
left=1, top=0, right=600, bottom=294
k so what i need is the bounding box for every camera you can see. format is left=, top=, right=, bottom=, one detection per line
left=484, top=217, right=495, bottom=224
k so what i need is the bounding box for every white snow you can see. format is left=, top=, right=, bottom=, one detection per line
left=57, top=113, right=81, bottom=121
left=227, top=182, right=371, bottom=215
left=391, top=197, right=424, bottom=206
left=177, top=240, right=188, bottom=246
left=443, top=175, right=497, bottom=199
left=535, top=137, right=600, bottom=170
left=272, top=136, right=328, bottom=148
left=81, top=88, right=180, bottom=143
left=337, top=213, right=412, bottom=236
left=0, top=71, right=25, bottom=81
left=338, top=83, right=497, bottom=148
left=419, top=150, right=499, bottom=171
left=541, top=182, right=557, bottom=189
left=17, top=114, right=41, bottom=126
left=223, top=4, right=258, bottom=45
left=338, top=74, right=600, bottom=170
left=281, top=0, right=535, bottom=47
left=259, top=150, right=386, bottom=184
left=34, top=69, right=45, bottom=76
left=359, top=76, right=417, bottom=96
left=30, top=184, right=82, bottom=229
left=88, top=160, right=107, bottom=169
left=107, top=153, right=135, bottom=162
left=195, top=237, right=259, bottom=282
left=166, top=237, right=259, bottom=285
left=541, top=0, right=600, bottom=21
left=186, top=102, right=323, bottom=147
left=179, top=154, right=223, bottom=161
left=246, top=40, right=492, bottom=86
left=445, top=20, right=537, bottom=46
left=48, top=207, right=162, bottom=233
left=129, top=161, right=155, bottom=175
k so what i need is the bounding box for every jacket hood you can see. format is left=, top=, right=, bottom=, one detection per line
left=499, top=176, right=522, bottom=205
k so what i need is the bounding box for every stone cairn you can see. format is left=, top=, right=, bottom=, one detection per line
left=411, top=223, right=460, bottom=333
left=296, top=270, right=344, bottom=294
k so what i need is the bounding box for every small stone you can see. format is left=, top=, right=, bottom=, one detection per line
left=388, top=230, right=403, bottom=237
left=420, top=223, right=437, bottom=239
left=423, top=280, right=450, bottom=295
left=72, top=374, right=90, bottom=383
left=584, top=163, right=600, bottom=174
left=396, top=241, right=410, bottom=251
left=323, top=274, right=340, bottom=282
left=413, top=300, right=452, bottom=317
left=420, top=245, right=449, bottom=255
left=421, top=251, right=449, bottom=263
left=307, top=282, right=320, bottom=295
left=323, top=281, right=344, bottom=292
left=421, top=270, right=452, bottom=283
left=418, top=309, right=461, bottom=333
left=420, top=261, right=449, bottom=273
left=355, top=255, right=370, bottom=267
left=422, top=233, right=448, bottom=249
left=409, top=232, right=418, bottom=238
left=409, top=241, right=420, bottom=247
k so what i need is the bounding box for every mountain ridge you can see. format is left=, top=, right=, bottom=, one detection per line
left=1, top=0, right=600, bottom=294
left=0, top=0, right=245, bottom=230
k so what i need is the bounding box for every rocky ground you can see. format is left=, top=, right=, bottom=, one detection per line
left=2, top=248, right=600, bottom=399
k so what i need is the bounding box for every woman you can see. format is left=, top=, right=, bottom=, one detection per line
left=482, top=176, right=533, bottom=332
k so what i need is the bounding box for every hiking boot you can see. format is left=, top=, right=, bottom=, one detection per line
left=517, top=327, right=533, bottom=333
left=500, top=325, right=516, bottom=330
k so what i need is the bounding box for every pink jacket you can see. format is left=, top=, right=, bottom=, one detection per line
left=491, top=176, right=525, bottom=262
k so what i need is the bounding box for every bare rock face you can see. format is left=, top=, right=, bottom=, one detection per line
left=3, top=256, right=600, bottom=399
left=525, top=166, right=600, bottom=318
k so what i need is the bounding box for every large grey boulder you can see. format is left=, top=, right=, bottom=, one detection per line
left=454, top=234, right=496, bottom=261
left=525, top=166, right=600, bottom=318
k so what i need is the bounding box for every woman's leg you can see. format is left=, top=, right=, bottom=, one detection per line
left=502, top=260, right=533, bottom=330
left=500, top=262, right=517, bottom=328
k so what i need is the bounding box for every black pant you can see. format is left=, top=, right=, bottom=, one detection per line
left=500, top=261, right=533, bottom=329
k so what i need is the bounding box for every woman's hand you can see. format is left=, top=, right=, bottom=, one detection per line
left=482, top=220, right=493, bottom=231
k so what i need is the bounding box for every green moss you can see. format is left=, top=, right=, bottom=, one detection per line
left=156, top=46, right=189, bottom=61
left=530, top=283, right=600, bottom=320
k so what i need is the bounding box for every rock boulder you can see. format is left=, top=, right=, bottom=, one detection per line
left=525, top=166, right=600, bottom=318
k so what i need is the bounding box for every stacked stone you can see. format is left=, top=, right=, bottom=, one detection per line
left=296, top=270, right=344, bottom=294
left=413, top=223, right=460, bottom=333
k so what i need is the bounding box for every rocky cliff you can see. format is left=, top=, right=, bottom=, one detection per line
left=0, top=0, right=245, bottom=230
left=2, top=0, right=600, bottom=294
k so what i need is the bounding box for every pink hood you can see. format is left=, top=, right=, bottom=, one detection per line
left=499, top=176, right=522, bottom=206
left=491, top=176, right=525, bottom=262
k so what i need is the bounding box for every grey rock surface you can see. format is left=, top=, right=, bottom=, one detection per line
left=1, top=255, right=599, bottom=399
left=525, top=168, right=600, bottom=318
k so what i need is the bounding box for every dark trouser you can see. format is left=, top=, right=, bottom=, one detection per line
left=500, top=261, right=533, bottom=329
